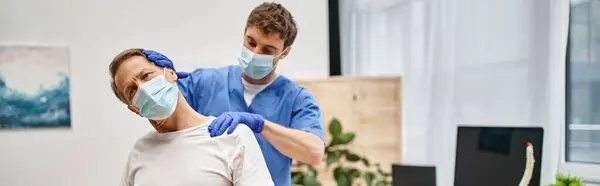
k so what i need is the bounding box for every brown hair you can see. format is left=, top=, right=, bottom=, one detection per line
left=246, top=2, right=297, bottom=49
left=109, top=48, right=145, bottom=104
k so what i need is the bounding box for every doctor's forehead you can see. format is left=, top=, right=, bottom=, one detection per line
left=246, top=26, right=284, bottom=48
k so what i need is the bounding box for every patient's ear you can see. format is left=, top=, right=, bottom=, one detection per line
left=166, top=68, right=177, bottom=82
left=128, top=105, right=141, bottom=116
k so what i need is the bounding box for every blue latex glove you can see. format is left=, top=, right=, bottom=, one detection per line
left=208, top=112, right=266, bottom=137
left=142, top=50, right=190, bottom=79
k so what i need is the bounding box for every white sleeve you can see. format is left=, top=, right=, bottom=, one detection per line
left=231, top=125, right=274, bottom=186
left=120, top=151, right=135, bottom=186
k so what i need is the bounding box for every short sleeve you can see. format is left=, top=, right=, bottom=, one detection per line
left=290, top=88, right=326, bottom=143
left=120, top=151, right=136, bottom=186
left=231, top=125, right=274, bottom=186
left=176, top=68, right=204, bottom=109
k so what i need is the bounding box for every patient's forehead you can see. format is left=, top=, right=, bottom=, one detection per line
left=114, top=56, right=156, bottom=89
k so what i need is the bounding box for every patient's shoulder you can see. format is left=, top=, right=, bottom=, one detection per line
left=131, top=131, right=159, bottom=151
left=123, top=131, right=156, bottom=162
left=233, top=124, right=252, bottom=134
left=226, top=125, right=259, bottom=149
left=231, top=125, right=255, bottom=139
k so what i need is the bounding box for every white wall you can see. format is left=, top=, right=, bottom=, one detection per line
left=0, top=0, right=329, bottom=185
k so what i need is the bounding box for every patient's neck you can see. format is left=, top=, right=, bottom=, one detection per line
left=151, top=93, right=209, bottom=133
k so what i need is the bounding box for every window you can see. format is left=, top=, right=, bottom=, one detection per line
left=567, top=0, right=600, bottom=167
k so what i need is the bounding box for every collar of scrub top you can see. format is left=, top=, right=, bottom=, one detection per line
left=229, top=66, right=290, bottom=109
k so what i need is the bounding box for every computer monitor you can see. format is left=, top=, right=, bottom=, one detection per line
left=454, top=126, right=543, bottom=186
left=392, top=164, right=436, bottom=186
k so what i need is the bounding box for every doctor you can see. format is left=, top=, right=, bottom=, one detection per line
left=142, top=2, right=325, bottom=186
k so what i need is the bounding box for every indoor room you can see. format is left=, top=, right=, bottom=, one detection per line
left=0, top=0, right=595, bottom=185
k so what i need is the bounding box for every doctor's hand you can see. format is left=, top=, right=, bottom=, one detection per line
left=141, top=50, right=190, bottom=79
left=208, top=112, right=266, bottom=137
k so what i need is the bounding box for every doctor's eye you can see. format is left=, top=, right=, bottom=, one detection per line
left=248, top=42, right=257, bottom=48
left=246, top=39, right=257, bottom=48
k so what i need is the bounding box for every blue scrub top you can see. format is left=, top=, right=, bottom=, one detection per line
left=177, top=65, right=326, bottom=186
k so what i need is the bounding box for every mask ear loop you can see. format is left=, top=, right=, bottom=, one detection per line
left=272, top=48, right=289, bottom=72
left=275, top=47, right=288, bottom=60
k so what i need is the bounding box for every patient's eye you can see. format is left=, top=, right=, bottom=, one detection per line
left=142, top=72, right=152, bottom=80
left=129, top=89, right=135, bottom=98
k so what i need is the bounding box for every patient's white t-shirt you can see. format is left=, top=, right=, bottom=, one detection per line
left=120, top=117, right=273, bottom=186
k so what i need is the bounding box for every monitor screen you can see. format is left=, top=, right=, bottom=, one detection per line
left=392, top=165, right=436, bottom=186
left=454, top=126, right=544, bottom=186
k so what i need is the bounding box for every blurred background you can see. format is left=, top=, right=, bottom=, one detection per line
left=0, top=0, right=595, bottom=185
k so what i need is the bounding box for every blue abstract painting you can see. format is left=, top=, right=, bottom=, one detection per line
left=0, top=46, right=71, bottom=129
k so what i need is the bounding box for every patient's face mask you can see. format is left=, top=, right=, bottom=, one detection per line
left=238, top=46, right=285, bottom=80
left=131, top=69, right=179, bottom=120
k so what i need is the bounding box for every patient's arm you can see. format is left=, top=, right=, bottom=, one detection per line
left=120, top=152, right=134, bottom=186
left=231, top=125, right=274, bottom=186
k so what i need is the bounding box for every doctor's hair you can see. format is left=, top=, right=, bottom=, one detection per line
left=246, top=2, right=297, bottom=49
left=109, top=48, right=146, bottom=104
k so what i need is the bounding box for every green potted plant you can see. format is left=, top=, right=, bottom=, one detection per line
left=291, top=118, right=392, bottom=186
left=549, top=172, right=585, bottom=186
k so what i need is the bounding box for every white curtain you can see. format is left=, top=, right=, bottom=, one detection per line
left=547, top=0, right=570, bottom=184
left=339, top=0, right=570, bottom=185
left=340, top=0, right=432, bottom=165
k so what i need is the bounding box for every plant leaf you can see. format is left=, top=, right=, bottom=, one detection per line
left=377, top=168, right=392, bottom=177
left=334, top=167, right=351, bottom=186
left=291, top=172, right=305, bottom=184
left=303, top=174, right=321, bottom=186
left=377, top=168, right=385, bottom=176
left=375, top=181, right=386, bottom=186
left=553, top=172, right=584, bottom=186
left=333, top=167, right=344, bottom=177
left=329, top=135, right=345, bottom=147
left=364, top=172, right=375, bottom=186
left=346, top=153, right=361, bottom=162
left=307, top=165, right=318, bottom=178
left=326, top=151, right=342, bottom=167
left=306, top=181, right=322, bottom=186
left=362, top=158, right=371, bottom=167
left=338, top=133, right=356, bottom=144
left=349, top=168, right=361, bottom=178
left=329, top=118, right=342, bottom=136
left=301, top=166, right=321, bottom=186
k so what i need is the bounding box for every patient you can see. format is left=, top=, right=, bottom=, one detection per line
left=109, top=48, right=274, bottom=186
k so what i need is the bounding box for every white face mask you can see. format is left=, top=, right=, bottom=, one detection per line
left=131, top=69, right=179, bottom=120
left=237, top=46, right=285, bottom=80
